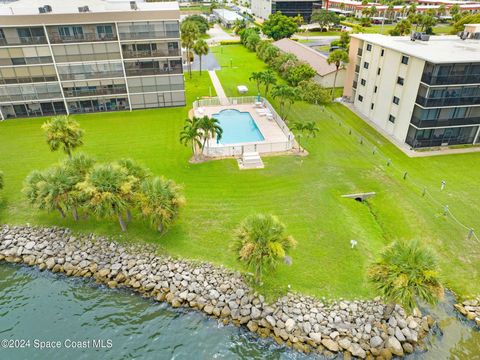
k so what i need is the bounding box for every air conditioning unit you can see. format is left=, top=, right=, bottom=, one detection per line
left=78, top=5, right=89, bottom=12
left=38, top=6, right=46, bottom=13
left=130, top=1, right=137, bottom=10
left=43, top=4, right=52, bottom=12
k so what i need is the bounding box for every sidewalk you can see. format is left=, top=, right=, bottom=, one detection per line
left=208, top=70, right=229, bottom=105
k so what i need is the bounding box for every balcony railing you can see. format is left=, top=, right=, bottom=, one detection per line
left=119, top=31, right=180, bottom=40
left=0, top=92, right=63, bottom=102
left=357, top=48, right=363, bottom=56
left=355, top=65, right=360, bottom=73
left=416, top=95, right=480, bottom=107
left=352, top=81, right=357, bottom=89
left=421, top=73, right=480, bottom=86
left=59, top=71, right=124, bottom=81
left=124, top=67, right=182, bottom=76
left=63, top=87, right=127, bottom=98
left=68, top=102, right=129, bottom=114
left=410, top=115, right=480, bottom=128
left=0, top=76, right=58, bottom=85
left=54, top=52, right=121, bottom=63
left=48, top=33, right=117, bottom=44
left=122, top=49, right=181, bottom=59
left=0, top=36, right=48, bottom=46
left=407, top=134, right=477, bottom=148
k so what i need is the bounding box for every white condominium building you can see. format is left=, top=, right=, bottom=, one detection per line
left=0, top=0, right=184, bottom=119
left=343, top=26, right=480, bottom=149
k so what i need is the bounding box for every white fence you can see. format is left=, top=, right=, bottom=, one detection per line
left=203, top=141, right=294, bottom=157
left=193, top=96, right=295, bottom=145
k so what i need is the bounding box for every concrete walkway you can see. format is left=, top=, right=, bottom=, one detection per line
left=208, top=70, right=229, bottom=105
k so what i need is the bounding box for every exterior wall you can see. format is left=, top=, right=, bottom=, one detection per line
left=343, top=36, right=361, bottom=98
left=350, top=42, right=425, bottom=143
left=251, top=0, right=273, bottom=19
left=314, top=69, right=346, bottom=88
left=0, top=13, right=185, bottom=119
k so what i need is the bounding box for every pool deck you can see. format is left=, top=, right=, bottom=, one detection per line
left=201, top=104, right=288, bottom=147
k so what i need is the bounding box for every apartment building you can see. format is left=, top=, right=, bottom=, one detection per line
left=0, top=0, right=184, bottom=119
left=343, top=26, right=480, bottom=149
left=251, top=0, right=322, bottom=22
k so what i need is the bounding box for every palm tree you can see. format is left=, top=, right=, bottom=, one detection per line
left=116, top=158, right=150, bottom=222
left=41, top=116, right=84, bottom=158
left=327, top=49, right=349, bottom=100
left=198, top=116, right=223, bottom=152
left=138, top=176, right=185, bottom=233
left=368, top=240, right=444, bottom=314
left=193, top=39, right=209, bottom=75
left=181, top=21, right=199, bottom=79
left=249, top=71, right=264, bottom=94
left=78, top=163, right=135, bottom=231
left=259, top=69, right=277, bottom=98
left=23, top=170, right=47, bottom=212
left=291, top=121, right=319, bottom=151
left=232, top=214, right=297, bottom=284
left=180, top=117, right=203, bottom=160
left=271, top=84, right=299, bottom=122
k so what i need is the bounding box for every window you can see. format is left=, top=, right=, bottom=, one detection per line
left=374, top=86, right=377, bottom=93
left=371, top=103, right=374, bottom=110
left=393, top=96, right=400, bottom=105
left=358, top=95, right=363, bottom=102
left=366, top=44, right=372, bottom=51
left=361, top=79, right=366, bottom=86
left=377, top=68, right=381, bottom=75
left=397, top=76, right=404, bottom=85
left=401, top=55, right=409, bottom=65
left=380, top=49, right=384, bottom=57
left=363, top=61, right=369, bottom=69
left=388, top=114, right=395, bottom=123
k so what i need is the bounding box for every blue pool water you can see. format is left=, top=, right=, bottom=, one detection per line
left=213, top=109, right=265, bottom=145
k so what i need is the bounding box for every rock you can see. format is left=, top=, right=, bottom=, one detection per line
left=385, top=336, right=404, bottom=357
left=204, top=305, right=214, bottom=315
left=364, top=323, right=372, bottom=334
left=321, top=339, right=339, bottom=352
left=330, top=331, right=339, bottom=340
left=403, top=342, right=414, bottom=353
left=251, top=307, right=261, bottom=320
left=247, top=321, right=258, bottom=332
left=24, top=241, right=35, bottom=250
left=408, top=319, right=418, bottom=329
left=395, top=327, right=406, bottom=342
left=97, top=268, right=110, bottom=278
left=309, top=332, right=322, bottom=344
left=45, top=258, right=55, bottom=269
left=370, top=336, right=383, bottom=348
left=266, top=315, right=276, bottom=328
left=349, top=342, right=366, bottom=359
left=285, top=318, right=296, bottom=333
left=338, top=337, right=351, bottom=350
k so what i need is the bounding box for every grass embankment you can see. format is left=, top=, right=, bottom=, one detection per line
left=0, top=46, right=479, bottom=301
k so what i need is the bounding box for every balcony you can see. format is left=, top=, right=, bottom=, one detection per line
left=63, top=87, right=127, bottom=98
left=119, top=30, right=180, bottom=40
left=357, top=48, right=363, bottom=56
left=0, top=36, right=48, bottom=46
left=124, top=66, right=182, bottom=77
left=49, top=33, right=117, bottom=44
left=0, top=92, right=63, bottom=103
left=352, top=81, right=358, bottom=89
left=0, top=75, right=58, bottom=85
left=410, top=115, right=480, bottom=128
left=421, top=73, right=480, bottom=86
left=416, top=94, right=480, bottom=107
left=355, top=65, right=360, bottom=73
left=122, top=49, right=181, bottom=59
left=59, top=71, right=124, bottom=81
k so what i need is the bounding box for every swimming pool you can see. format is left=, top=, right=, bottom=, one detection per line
left=212, top=109, right=265, bottom=145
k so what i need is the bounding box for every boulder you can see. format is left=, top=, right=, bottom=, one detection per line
left=385, top=336, right=404, bottom=357
left=321, top=339, right=339, bottom=352
left=349, top=343, right=366, bottom=359
left=285, top=318, right=296, bottom=333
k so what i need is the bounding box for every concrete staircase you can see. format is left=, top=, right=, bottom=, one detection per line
left=238, top=152, right=264, bottom=170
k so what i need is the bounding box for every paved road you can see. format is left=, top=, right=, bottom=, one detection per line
left=191, top=51, right=221, bottom=71
left=206, top=24, right=239, bottom=46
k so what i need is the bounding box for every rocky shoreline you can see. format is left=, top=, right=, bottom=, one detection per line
left=0, top=225, right=435, bottom=359
left=454, top=298, right=480, bottom=327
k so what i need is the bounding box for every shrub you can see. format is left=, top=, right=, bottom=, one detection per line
left=298, top=80, right=331, bottom=104
left=219, top=40, right=242, bottom=45
left=183, top=15, right=209, bottom=34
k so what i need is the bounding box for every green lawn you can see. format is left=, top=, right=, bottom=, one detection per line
left=1, top=46, right=479, bottom=301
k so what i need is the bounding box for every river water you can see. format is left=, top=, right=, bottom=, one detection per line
left=0, top=263, right=478, bottom=360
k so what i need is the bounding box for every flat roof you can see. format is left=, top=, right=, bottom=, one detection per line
left=0, top=0, right=179, bottom=15
left=352, top=34, right=480, bottom=63
left=273, top=38, right=338, bottom=76
left=212, top=8, right=244, bottom=22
